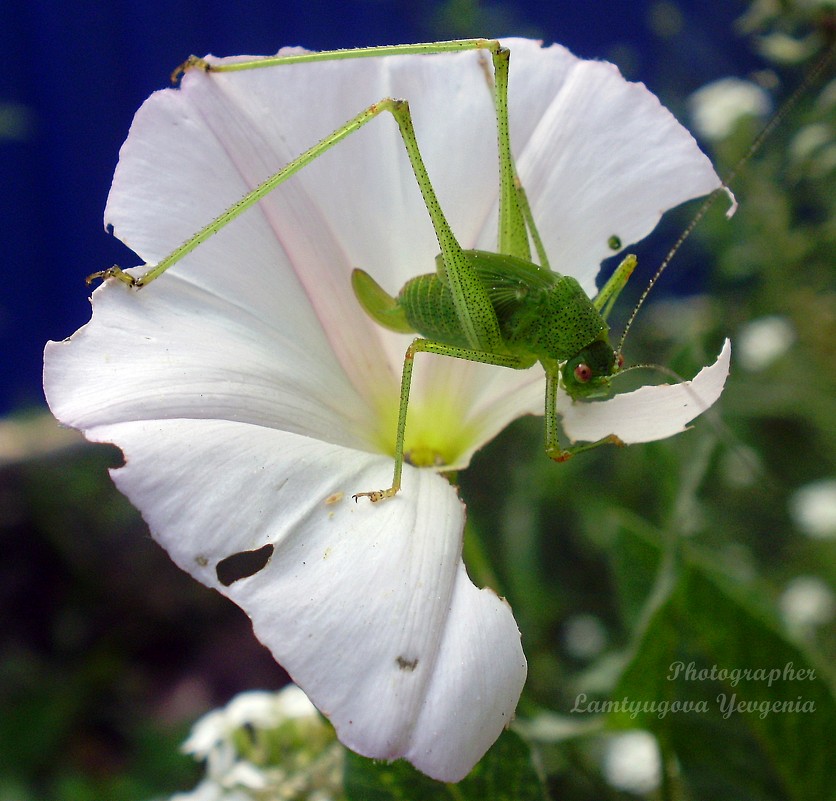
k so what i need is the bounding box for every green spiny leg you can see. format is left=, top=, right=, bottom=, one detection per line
left=474, top=44, right=546, bottom=266
left=543, top=367, right=624, bottom=462
left=86, top=92, right=499, bottom=316
left=385, top=101, right=504, bottom=353
left=490, top=47, right=530, bottom=261
left=88, top=99, right=409, bottom=287
left=354, top=338, right=528, bottom=502
left=196, top=38, right=529, bottom=355
left=172, top=39, right=506, bottom=82
left=514, top=177, right=550, bottom=270
left=89, top=39, right=511, bottom=361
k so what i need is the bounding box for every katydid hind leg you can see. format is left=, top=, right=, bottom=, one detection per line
left=204, top=38, right=533, bottom=356
left=89, top=100, right=411, bottom=288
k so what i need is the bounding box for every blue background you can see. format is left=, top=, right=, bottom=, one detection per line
left=0, top=0, right=757, bottom=414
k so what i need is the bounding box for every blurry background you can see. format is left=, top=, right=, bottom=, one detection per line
left=1, top=1, right=833, bottom=799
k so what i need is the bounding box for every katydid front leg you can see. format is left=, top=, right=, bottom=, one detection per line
left=543, top=367, right=625, bottom=463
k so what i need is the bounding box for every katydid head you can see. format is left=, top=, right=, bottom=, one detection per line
left=561, top=339, right=621, bottom=400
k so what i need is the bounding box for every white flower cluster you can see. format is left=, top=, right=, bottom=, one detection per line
left=171, top=686, right=343, bottom=801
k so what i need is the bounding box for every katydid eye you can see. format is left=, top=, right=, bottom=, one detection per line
left=574, top=363, right=592, bottom=383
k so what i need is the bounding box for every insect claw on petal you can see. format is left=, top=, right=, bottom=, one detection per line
left=85, top=266, right=139, bottom=288
left=352, top=488, right=398, bottom=503
left=171, top=55, right=212, bottom=85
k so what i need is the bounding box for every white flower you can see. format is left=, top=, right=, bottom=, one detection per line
left=177, top=685, right=342, bottom=800
left=182, top=687, right=318, bottom=775
left=736, top=315, right=795, bottom=371
left=688, top=77, right=772, bottom=140
left=602, top=730, right=662, bottom=794
left=789, top=479, right=836, bottom=539
left=44, top=39, right=729, bottom=781
left=780, top=575, right=835, bottom=632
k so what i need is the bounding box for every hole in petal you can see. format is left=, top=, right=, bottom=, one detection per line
left=98, top=442, right=127, bottom=468
left=396, top=655, right=419, bottom=671
left=216, top=544, right=273, bottom=586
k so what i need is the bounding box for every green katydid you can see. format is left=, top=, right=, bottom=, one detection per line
left=85, top=38, right=720, bottom=502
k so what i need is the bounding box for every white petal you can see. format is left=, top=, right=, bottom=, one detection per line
left=43, top=277, right=375, bottom=450
left=560, top=340, right=731, bottom=444
left=501, top=39, right=722, bottom=294
left=82, top=419, right=525, bottom=782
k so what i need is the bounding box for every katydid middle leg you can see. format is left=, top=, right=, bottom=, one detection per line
left=354, top=338, right=529, bottom=502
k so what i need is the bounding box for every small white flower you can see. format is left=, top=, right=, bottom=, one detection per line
left=689, top=77, right=772, bottom=140
left=736, top=315, right=795, bottom=371
left=602, top=730, right=662, bottom=794
left=789, top=479, right=836, bottom=539
left=182, top=686, right=317, bottom=777
left=562, top=613, right=608, bottom=660
left=182, top=708, right=233, bottom=761
left=179, top=685, right=340, bottom=799
left=225, top=687, right=315, bottom=729
left=780, top=575, right=835, bottom=632
left=44, top=39, right=728, bottom=781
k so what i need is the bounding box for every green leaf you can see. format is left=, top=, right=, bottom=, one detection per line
left=343, top=729, right=547, bottom=801
left=604, top=518, right=836, bottom=801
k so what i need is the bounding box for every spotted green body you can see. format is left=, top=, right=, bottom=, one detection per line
left=352, top=248, right=627, bottom=404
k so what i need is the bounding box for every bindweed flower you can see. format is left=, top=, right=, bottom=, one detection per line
left=44, top=39, right=730, bottom=781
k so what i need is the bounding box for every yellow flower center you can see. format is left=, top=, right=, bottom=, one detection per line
left=369, top=390, right=480, bottom=471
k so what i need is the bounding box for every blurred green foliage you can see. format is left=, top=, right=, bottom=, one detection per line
left=457, top=4, right=836, bottom=798
left=2, top=1, right=833, bottom=799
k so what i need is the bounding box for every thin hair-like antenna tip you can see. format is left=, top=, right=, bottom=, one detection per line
left=617, top=40, right=833, bottom=354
